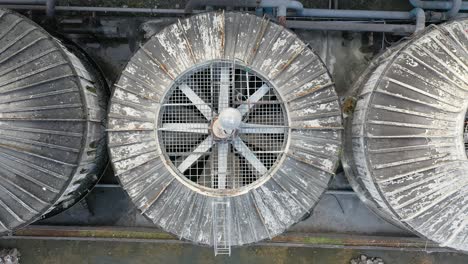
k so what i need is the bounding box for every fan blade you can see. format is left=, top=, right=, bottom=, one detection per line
left=239, top=123, right=287, bottom=134
left=159, top=123, right=209, bottom=134
left=218, top=67, right=230, bottom=112
left=236, top=83, right=269, bottom=116
left=232, top=137, right=267, bottom=175
left=179, top=83, right=215, bottom=120
left=178, top=135, right=214, bottom=173
left=217, top=142, right=229, bottom=189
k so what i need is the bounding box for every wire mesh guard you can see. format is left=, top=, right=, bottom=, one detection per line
left=158, top=61, right=288, bottom=190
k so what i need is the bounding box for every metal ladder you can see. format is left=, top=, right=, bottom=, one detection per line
left=212, top=201, right=231, bottom=256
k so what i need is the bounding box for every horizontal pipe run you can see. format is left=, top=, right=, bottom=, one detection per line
left=0, top=4, right=427, bottom=21
left=0, top=4, right=190, bottom=14
left=286, top=20, right=416, bottom=33
left=0, top=0, right=45, bottom=4
left=184, top=0, right=304, bottom=14
left=299, top=8, right=413, bottom=20
left=184, top=0, right=428, bottom=21
left=410, top=0, right=468, bottom=10
left=0, top=4, right=419, bottom=33
left=56, top=6, right=187, bottom=14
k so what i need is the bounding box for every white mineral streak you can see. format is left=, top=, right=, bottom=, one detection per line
left=349, top=19, right=468, bottom=252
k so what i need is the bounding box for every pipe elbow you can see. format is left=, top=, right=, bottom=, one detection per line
left=277, top=5, right=287, bottom=17
left=447, top=0, right=462, bottom=18
left=410, top=7, right=426, bottom=33
left=260, top=0, right=304, bottom=14
left=287, top=1, right=304, bottom=13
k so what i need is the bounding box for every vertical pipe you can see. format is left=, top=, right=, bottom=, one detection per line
left=46, top=0, right=56, bottom=17
left=411, top=7, right=426, bottom=32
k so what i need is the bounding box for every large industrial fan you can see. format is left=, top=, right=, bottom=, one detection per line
left=343, top=18, right=468, bottom=252
left=0, top=9, right=108, bottom=233
left=108, top=11, right=342, bottom=250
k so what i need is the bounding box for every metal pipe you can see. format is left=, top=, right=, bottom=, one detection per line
left=0, top=4, right=189, bottom=14
left=55, top=5, right=188, bottom=14
left=184, top=0, right=304, bottom=14
left=262, top=0, right=303, bottom=13
left=409, top=0, right=468, bottom=10
left=185, top=0, right=256, bottom=13
left=0, top=3, right=430, bottom=21
left=447, top=0, right=462, bottom=17
left=46, top=0, right=55, bottom=17
left=286, top=20, right=416, bottom=33
left=0, top=0, right=45, bottom=3
left=0, top=3, right=442, bottom=34
left=183, top=0, right=430, bottom=32
left=184, top=0, right=424, bottom=21
left=299, top=8, right=413, bottom=20
left=411, top=7, right=425, bottom=32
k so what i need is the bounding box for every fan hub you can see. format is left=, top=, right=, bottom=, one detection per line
left=212, top=108, right=242, bottom=140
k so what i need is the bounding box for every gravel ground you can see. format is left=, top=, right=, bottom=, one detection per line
left=0, top=249, right=19, bottom=264
left=350, top=254, right=384, bottom=264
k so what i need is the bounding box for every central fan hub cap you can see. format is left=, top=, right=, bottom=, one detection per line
left=212, top=108, right=242, bottom=140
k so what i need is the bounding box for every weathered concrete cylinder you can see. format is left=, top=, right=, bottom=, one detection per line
left=343, top=18, right=468, bottom=252
left=0, top=9, right=108, bottom=233
left=108, top=11, right=343, bottom=246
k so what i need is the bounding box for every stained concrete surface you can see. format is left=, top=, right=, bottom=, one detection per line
left=0, top=239, right=467, bottom=264
left=38, top=173, right=411, bottom=237
left=38, top=187, right=412, bottom=236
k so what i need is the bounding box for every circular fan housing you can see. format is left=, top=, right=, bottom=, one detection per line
left=108, top=11, right=342, bottom=246
left=0, top=9, right=108, bottom=233
left=343, top=19, right=468, bottom=252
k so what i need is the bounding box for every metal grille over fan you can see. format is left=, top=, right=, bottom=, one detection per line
left=343, top=18, right=468, bottom=252
left=158, top=60, right=288, bottom=191
left=108, top=11, right=342, bottom=246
